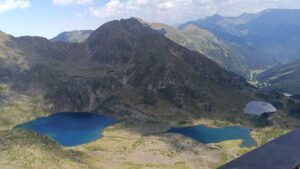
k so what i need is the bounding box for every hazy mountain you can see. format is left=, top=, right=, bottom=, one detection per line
left=151, top=22, right=271, bottom=78
left=51, top=30, right=93, bottom=43
left=180, top=9, right=300, bottom=64
left=258, top=59, right=300, bottom=94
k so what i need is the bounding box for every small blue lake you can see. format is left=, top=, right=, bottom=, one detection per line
left=15, top=112, right=116, bottom=146
left=169, top=125, right=257, bottom=147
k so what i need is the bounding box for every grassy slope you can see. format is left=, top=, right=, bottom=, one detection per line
left=0, top=130, right=88, bottom=169
left=258, top=60, right=300, bottom=94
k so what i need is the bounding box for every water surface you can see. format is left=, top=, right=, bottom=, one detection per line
left=16, top=112, right=116, bottom=146
left=169, top=124, right=257, bottom=147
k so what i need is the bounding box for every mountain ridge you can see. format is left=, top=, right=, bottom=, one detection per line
left=50, top=17, right=277, bottom=79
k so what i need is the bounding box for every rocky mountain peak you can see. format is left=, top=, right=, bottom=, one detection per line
left=86, top=18, right=161, bottom=64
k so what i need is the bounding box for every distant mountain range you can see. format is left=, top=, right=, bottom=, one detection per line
left=52, top=30, right=93, bottom=43
left=150, top=22, right=270, bottom=78
left=180, top=9, right=300, bottom=65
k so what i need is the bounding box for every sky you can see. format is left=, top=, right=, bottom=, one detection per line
left=1, top=0, right=300, bottom=38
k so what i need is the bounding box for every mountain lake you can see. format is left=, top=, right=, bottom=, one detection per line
left=15, top=112, right=116, bottom=146
left=169, top=124, right=257, bottom=147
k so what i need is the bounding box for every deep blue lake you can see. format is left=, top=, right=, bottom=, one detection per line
left=169, top=125, right=257, bottom=147
left=15, top=112, right=116, bottom=146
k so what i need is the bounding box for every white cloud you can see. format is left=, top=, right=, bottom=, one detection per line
left=0, top=0, right=31, bottom=12
left=157, top=1, right=174, bottom=9
left=89, top=0, right=199, bottom=22
left=52, top=0, right=93, bottom=6
left=90, top=0, right=127, bottom=18
left=89, top=0, right=300, bottom=24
